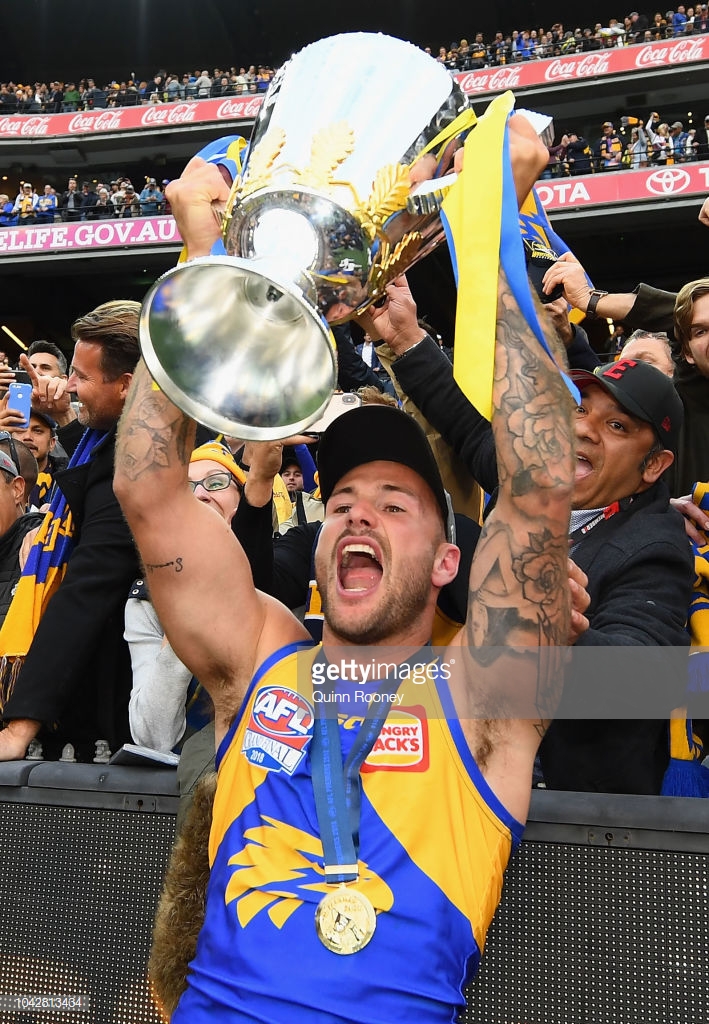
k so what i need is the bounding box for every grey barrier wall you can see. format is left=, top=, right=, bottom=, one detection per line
left=0, top=764, right=707, bottom=1023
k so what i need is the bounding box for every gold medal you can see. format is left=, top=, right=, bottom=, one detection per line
left=315, top=885, right=376, bottom=954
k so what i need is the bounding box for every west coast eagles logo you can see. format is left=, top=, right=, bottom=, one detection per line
left=225, top=817, right=393, bottom=929
left=242, top=685, right=314, bottom=774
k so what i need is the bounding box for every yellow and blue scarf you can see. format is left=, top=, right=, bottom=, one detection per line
left=0, top=428, right=106, bottom=709
left=440, top=90, right=578, bottom=422
left=661, top=480, right=709, bottom=796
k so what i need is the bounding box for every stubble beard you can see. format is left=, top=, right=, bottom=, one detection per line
left=319, top=561, right=433, bottom=645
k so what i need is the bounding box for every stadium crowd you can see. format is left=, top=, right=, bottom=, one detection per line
left=2, top=8, right=709, bottom=115
left=0, top=176, right=170, bottom=226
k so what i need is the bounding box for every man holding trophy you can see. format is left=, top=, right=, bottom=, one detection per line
left=115, top=33, right=577, bottom=1024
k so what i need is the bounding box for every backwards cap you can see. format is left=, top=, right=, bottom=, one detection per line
left=317, top=405, right=452, bottom=538
left=0, top=450, right=18, bottom=477
left=570, top=359, right=683, bottom=453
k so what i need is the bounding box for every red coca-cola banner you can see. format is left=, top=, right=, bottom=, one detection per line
left=0, top=95, right=264, bottom=139
left=455, top=35, right=709, bottom=95
left=537, top=162, right=709, bottom=211
left=0, top=216, right=182, bottom=254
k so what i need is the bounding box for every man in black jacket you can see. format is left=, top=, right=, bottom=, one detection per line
left=0, top=301, right=141, bottom=761
left=379, top=276, right=693, bottom=793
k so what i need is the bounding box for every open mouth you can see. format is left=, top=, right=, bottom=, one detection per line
left=337, top=541, right=383, bottom=594
left=575, top=454, right=593, bottom=480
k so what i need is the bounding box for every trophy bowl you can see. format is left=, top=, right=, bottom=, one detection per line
left=140, top=32, right=471, bottom=439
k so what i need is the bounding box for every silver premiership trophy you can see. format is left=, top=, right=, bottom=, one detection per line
left=140, top=32, right=472, bottom=438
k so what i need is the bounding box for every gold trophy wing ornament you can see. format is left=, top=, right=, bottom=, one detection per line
left=140, top=32, right=472, bottom=439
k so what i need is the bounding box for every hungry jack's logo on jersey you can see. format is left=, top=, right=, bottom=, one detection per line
left=338, top=707, right=429, bottom=772
left=225, top=816, right=393, bottom=929
left=242, top=685, right=314, bottom=775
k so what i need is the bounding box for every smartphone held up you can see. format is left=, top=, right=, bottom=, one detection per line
left=7, top=382, right=32, bottom=429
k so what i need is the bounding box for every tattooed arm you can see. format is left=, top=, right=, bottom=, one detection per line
left=448, top=270, right=575, bottom=822
left=114, top=361, right=308, bottom=740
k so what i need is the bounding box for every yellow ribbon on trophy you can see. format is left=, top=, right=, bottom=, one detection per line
left=441, top=92, right=513, bottom=422
left=441, top=92, right=578, bottom=421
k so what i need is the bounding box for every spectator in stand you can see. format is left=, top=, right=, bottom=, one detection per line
left=13, top=183, right=38, bottom=224
left=166, top=75, right=180, bottom=102
left=80, top=181, right=98, bottom=220
left=628, top=10, right=651, bottom=40
left=63, top=82, right=80, bottom=111
left=565, top=131, right=594, bottom=175
left=541, top=135, right=570, bottom=179
left=91, top=188, right=114, bottom=220
left=694, top=115, right=709, bottom=159
left=515, top=30, right=537, bottom=59
left=597, top=121, right=624, bottom=170
left=695, top=5, right=709, bottom=30
left=0, top=195, right=16, bottom=228
left=35, top=185, right=57, bottom=224
left=670, top=121, right=690, bottom=161
left=625, top=124, right=649, bottom=168
left=60, top=177, right=83, bottom=223
left=672, top=4, right=689, bottom=32
left=490, top=31, right=511, bottom=64
left=138, top=179, right=165, bottom=217
left=469, top=33, right=489, bottom=67
left=652, top=10, right=669, bottom=35
left=646, top=113, right=674, bottom=163
left=456, top=38, right=471, bottom=68
left=48, top=81, right=63, bottom=114
left=116, top=184, right=141, bottom=218
left=194, top=70, right=212, bottom=99
left=232, top=67, right=248, bottom=93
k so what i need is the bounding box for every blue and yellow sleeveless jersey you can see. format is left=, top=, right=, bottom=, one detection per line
left=173, top=642, right=523, bottom=1024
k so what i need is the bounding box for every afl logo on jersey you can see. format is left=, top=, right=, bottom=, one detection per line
left=242, top=686, right=314, bottom=775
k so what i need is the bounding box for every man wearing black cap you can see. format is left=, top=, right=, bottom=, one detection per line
left=378, top=283, right=693, bottom=793
left=114, top=123, right=577, bottom=1023
left=539, top=359, right=693, bottom=792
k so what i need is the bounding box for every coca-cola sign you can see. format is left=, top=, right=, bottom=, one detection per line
left=544, top=53, right=611, bottom=81
left=0, top=96, right=264, bottom=139
left=0, top=115, right=50, bottom=137
left=457, top=67, right=521, bottom=93
left=455, top=33, right=707, bottom=95
left=140, top=102, right=199, bottom=126
left=216, top=97, right=263, bottom=119
left=635, top=38, right=706, bottom=67
left=68, top=110, right=124, bottom=133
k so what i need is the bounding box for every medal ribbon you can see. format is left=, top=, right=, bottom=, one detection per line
left=309, top=647, right=431, bottom=885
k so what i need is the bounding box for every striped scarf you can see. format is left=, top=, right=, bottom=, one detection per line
left=661, top=480, right=709, bottom=796
left=0, top=428, right=106, bottom=710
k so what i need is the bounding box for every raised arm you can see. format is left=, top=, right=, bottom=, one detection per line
left=448, top=267, right=575, bottom=820
left=114, top=362, right=307, bottom=740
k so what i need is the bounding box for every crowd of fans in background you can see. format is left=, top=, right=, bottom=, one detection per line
left=0, top=176, right=170, bottom=226
left=3, top=99, right=709, bottom=228
left=2, top=9, right=709, bottom=115
left=0, top=66, right=275, bottom=115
